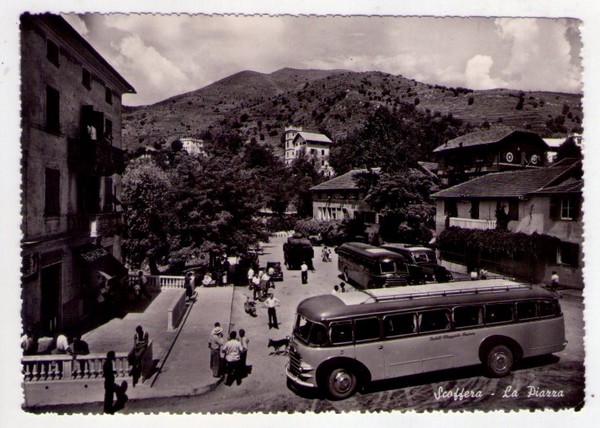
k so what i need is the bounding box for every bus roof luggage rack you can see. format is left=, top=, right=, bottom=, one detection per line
left=361, top=283, right=533, bottom=303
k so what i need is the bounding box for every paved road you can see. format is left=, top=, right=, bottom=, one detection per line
left=38, top=235, right=585, bottom=413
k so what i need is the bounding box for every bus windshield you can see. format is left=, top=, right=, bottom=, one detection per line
left=413, top=250, right=436, bottom=264
left=294, top=314, right=328, bottom=346
left=380, top=261, right=396, bottom=274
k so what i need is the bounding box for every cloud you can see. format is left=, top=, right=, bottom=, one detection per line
left=494, top=18, right=581, bottom=93
left=62, top=14, right=89, bottom=36
left=465, top=55, right=506, bottom=89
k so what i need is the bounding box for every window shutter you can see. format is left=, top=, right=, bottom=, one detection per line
left=572, top=196, right=582, bottom=220
left=549, top=197, right=559, bottom=220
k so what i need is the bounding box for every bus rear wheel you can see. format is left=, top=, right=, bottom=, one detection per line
left=326, top=367, right=358, bottom=400
left=485, top=344, right=513, bottom=377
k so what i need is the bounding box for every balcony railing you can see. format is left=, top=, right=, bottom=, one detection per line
left=449, top=217, right=497, bottom=230
left=68, top=212, right=122, bottom=237
left=128, top=273, right=186, bottom=289
left=68, top=137, right=125, bottom=176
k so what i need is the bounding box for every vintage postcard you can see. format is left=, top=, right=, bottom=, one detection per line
left=2, top=0, right=599, bottom=425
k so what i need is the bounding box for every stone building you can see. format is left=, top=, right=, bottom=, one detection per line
left=20, top=14, right=135, bottom=334
left=284, top=126, right=334, bottom=176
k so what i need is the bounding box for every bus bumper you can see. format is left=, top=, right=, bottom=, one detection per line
left=286, top=364, right=317, bottom=389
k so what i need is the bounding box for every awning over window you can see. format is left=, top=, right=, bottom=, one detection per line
left=77, top=244, right=128, bottom=279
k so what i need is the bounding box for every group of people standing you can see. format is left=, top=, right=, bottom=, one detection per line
left=208, top=322, right=250, bottom=386
left=247, top=267, right=275, bottom=300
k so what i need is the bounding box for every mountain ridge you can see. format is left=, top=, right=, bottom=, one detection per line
left=122, top=68, right=583, bottom=154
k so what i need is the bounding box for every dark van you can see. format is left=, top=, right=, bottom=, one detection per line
left=381, top=243, right=453, bottom=283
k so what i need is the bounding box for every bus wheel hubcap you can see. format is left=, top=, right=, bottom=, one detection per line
left=334, top=371, right=352, bottom=392
left=492, top=353, right=508, bottom=370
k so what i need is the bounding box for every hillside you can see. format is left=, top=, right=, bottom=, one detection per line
left=122, top=68, right=583, bottom=154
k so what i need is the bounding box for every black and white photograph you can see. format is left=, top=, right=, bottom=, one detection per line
left=1, top=0, right=599, bottom=424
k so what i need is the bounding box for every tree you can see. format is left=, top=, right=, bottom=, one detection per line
left=121, top=157, right=172, bottom=273
left=556, top=137, right=582, bottom=161
left=360, top=169, right=435, bottom=244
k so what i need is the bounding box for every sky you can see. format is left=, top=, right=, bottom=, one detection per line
left=63, top=14, right=583, bottom=106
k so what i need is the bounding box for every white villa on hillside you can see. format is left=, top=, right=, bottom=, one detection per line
left=284, top=126, right=334, bottom=176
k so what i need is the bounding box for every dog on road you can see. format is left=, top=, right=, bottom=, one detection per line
left=268, top=337, right=290, bottom=355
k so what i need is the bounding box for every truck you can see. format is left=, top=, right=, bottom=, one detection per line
left=283, top=235, right=314, bottom=270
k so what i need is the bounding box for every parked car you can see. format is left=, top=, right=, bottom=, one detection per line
left=381, top=243, right=453, bottom=283
left=266, top=261, right=284, bottom=281
left=308, top=234, right=323, bottom=246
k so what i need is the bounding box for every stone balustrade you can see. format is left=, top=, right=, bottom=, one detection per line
left=128, top=273, right=185, bottom=289
left=22, top=352, right=129, bottom=382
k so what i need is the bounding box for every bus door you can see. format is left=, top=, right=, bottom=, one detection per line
left=415, top=309, right=455, bottom=372
left=381, top=313, right=422, bottom=378
left=352, top=317, right=385, bottom=380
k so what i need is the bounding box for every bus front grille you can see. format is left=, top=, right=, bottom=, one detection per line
left=288, top=348, right=302, bottom=376
left=385, top=277, right=408, bottom=287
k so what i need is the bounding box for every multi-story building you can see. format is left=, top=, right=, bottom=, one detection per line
left=179, top=137, right=206, bottom=156
left=433, top=126, right=549, bottom=187
left=432, top=160, right=582, bottom=288
left=310, top=168, right=381, bottom=242
left=20, top=14, right=135, bottom=334
left=284, top=126, right=334, bottom=176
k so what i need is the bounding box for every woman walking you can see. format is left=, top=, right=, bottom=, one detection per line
left=128, top=326, right=149, bottom=387
left=208, top=323, right=225, bottom=377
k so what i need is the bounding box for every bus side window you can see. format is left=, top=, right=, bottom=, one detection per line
left=330, top=321, right=353, bottom=345
left=309, top=323, right=329, bottom=346
left=538, top=300, right=560, bottom=317
left=419, top=309, right=451, bottom=333
left=354, top=317, right=381, bottom=342
left=484, top=303, right=514, bottom=324
left=516, top=301, right=536, bottom=320
left=453, top=306, right=483, bottom=328
left=383, top=313, right=416, bottom=337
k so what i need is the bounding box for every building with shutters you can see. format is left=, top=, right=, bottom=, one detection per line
left=433, top=126, right=550, bottom=188
left=431, top=159, right=582, bottom=288
left=20, top=14, right=135, bottom=334
left=284, top=126, right=334, bottom=176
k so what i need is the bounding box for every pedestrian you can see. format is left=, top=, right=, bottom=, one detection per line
left=244, top=296, right=257, bottom=317
left=264, top=292, right=280, bottom=329
left=479, top=268, right=488, bottom=280
left=222, top=258, right=230, bottom=286
left=55, top=333, right=69, bottom=353
left=247, top=266, right=255, bottom=289
left=112, top=380, right=128, bottom=413
left=221, top=330, right=244, bottom=386
left=238, top=328, right=250, bottom=377
left=103, top=351, right=116, bottom=414
left=301, top=261, right=309, bottom=284
left=260, top=271, right=271, bottom=298
left=470, top=269, right=479, bottom=281
left=70, top=335, right=90, bottom=376
left=550, top=271, right=560, bottom=290
left=332, top=285, right=339, bottom=295
left=339, top=281, right=346, bottom=293
left=208, top=323, right=225, bottom=377
left=251, top=273, right=261, bottom=300
left=128, top=326, right=149, bottom=387
left=184, top=272, right=194, bottom=302
left=137, top=271, right=151, bottom=299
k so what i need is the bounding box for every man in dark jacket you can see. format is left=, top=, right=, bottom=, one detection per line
left=103, top=351, right=116, bottom=414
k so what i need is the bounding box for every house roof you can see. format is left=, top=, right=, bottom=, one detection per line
left=530, top=177, right=583, bottom=195
left=433, top=126, right=547, bottom=153
left=310, top=168, right=380, bottom=191
left=417, top=161, right=439, bottom=179
left=432, top=165, right=575, bottom=199
left=294, top=131, right=333, bottom=145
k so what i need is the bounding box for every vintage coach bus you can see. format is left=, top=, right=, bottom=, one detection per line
left=286, top=280, right=566, bottom=399
left=336, top=242, right=413, bottom=288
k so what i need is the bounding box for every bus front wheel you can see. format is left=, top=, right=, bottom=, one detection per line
left=485, top=344, right=513, bottom=377
left=326, top=367, right=358, bottom=400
